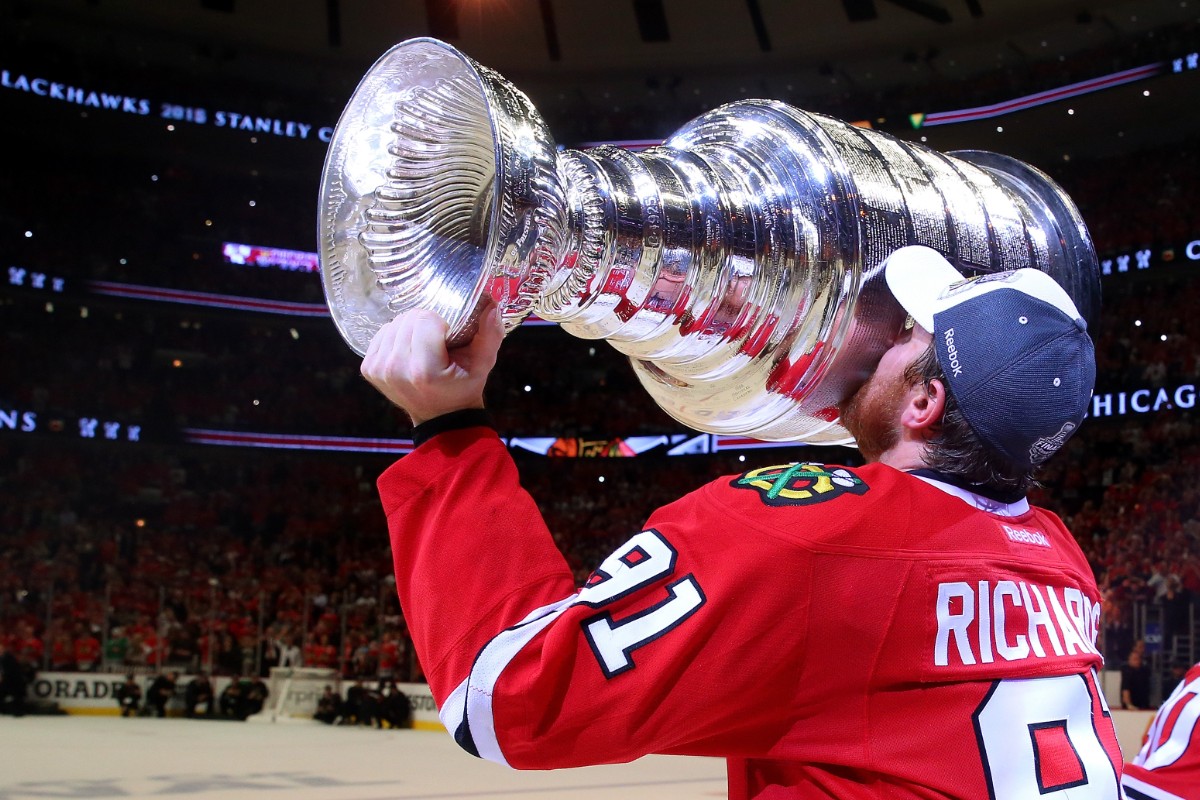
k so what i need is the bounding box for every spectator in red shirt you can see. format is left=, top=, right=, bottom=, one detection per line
left=13, top=625, right=43, bottom=672
left=74, top=628, right=101, bottom=672
left=309, top=633, right=337, bottom=669
left=49, top=632, right=75, bottom=671
left=377, top=631, right=400, bottom=680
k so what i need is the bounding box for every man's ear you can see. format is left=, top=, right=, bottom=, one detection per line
left=901, top=378, right=946, bottom=436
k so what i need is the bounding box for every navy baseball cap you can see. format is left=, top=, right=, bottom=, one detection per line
left=883, top=245, right=1096, bottom=469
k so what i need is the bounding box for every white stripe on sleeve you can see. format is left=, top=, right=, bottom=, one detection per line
left=448, top=593, right=581, bottom=766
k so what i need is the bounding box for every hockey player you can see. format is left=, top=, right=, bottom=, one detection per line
left=361, top=246, right=1123, bottom=798
left=1122, top=660, right=1200, bottom=800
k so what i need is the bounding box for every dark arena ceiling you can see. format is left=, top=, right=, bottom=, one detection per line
left=4, top=0, right=1199, bottom=166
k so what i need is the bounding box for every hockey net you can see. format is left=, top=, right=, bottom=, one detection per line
left=255, top=666, right=340, bottom=723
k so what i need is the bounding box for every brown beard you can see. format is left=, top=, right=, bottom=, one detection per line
left=839, top=369, right=911, bottom=462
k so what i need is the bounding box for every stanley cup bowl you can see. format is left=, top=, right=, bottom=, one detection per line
left=319, top=37, right=1100, bottom=445
left=318, top=38, right=565, bottom=352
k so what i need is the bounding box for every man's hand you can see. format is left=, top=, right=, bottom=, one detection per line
left=360, top=303, right=505, bottom=426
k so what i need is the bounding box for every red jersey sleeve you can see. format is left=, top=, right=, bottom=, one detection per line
left=378, top=426, right=577, bottom=707
left=378, top=426, right=812, bottom=769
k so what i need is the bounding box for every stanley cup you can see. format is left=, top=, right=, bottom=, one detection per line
left=319, top=38, right=1100, bottom=444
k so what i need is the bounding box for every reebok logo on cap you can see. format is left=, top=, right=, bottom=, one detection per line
left=942, top=328, right=963, bottom=377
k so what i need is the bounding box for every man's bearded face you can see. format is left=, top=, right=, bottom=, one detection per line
left=839, top=321, right=935, bottom=462
left=840, top=366, right=912, bottom=462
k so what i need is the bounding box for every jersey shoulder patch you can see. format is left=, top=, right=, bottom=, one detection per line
left=730, top=462, right=870, bottom=507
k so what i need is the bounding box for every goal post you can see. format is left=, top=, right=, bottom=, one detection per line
left=254, top=667, right=340, bottom=723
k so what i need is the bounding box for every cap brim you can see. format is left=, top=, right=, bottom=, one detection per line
left=883, top=246, right=964, bottom=332
left=985, top=269, right=1084, bottom=321
left=884, top=247, right=1086, bottom=333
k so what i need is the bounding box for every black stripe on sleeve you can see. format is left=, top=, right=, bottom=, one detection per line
left=412, top=409, right=494, bottom=446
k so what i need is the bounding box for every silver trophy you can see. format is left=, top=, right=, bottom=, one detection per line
left=319, top=38, right=1099, bottom=444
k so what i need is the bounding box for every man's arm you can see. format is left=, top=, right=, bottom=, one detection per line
left=360, top=303, right=504, bottom=426
left=362, top=305, right=579, bottom=740
left=362, top=308, right=807, bottom=769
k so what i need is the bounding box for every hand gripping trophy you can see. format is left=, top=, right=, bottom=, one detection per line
left=318, top=38, right=1099, bottom=444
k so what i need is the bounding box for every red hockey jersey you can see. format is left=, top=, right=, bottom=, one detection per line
left=1123, top=662, right=1200, bottom=800
left=379, top=426, right=1123, bottom=799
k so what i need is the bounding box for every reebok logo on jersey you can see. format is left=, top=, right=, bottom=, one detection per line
left=732, top=463, right=869, bottom=507
left=1002, top=524, right=1051, bottom=548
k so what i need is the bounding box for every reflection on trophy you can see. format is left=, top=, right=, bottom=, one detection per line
left=318, top=37, right=1099, bottom=444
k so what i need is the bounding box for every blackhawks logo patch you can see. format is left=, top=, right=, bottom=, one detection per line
left=732, top=463, right=869, bottom=507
